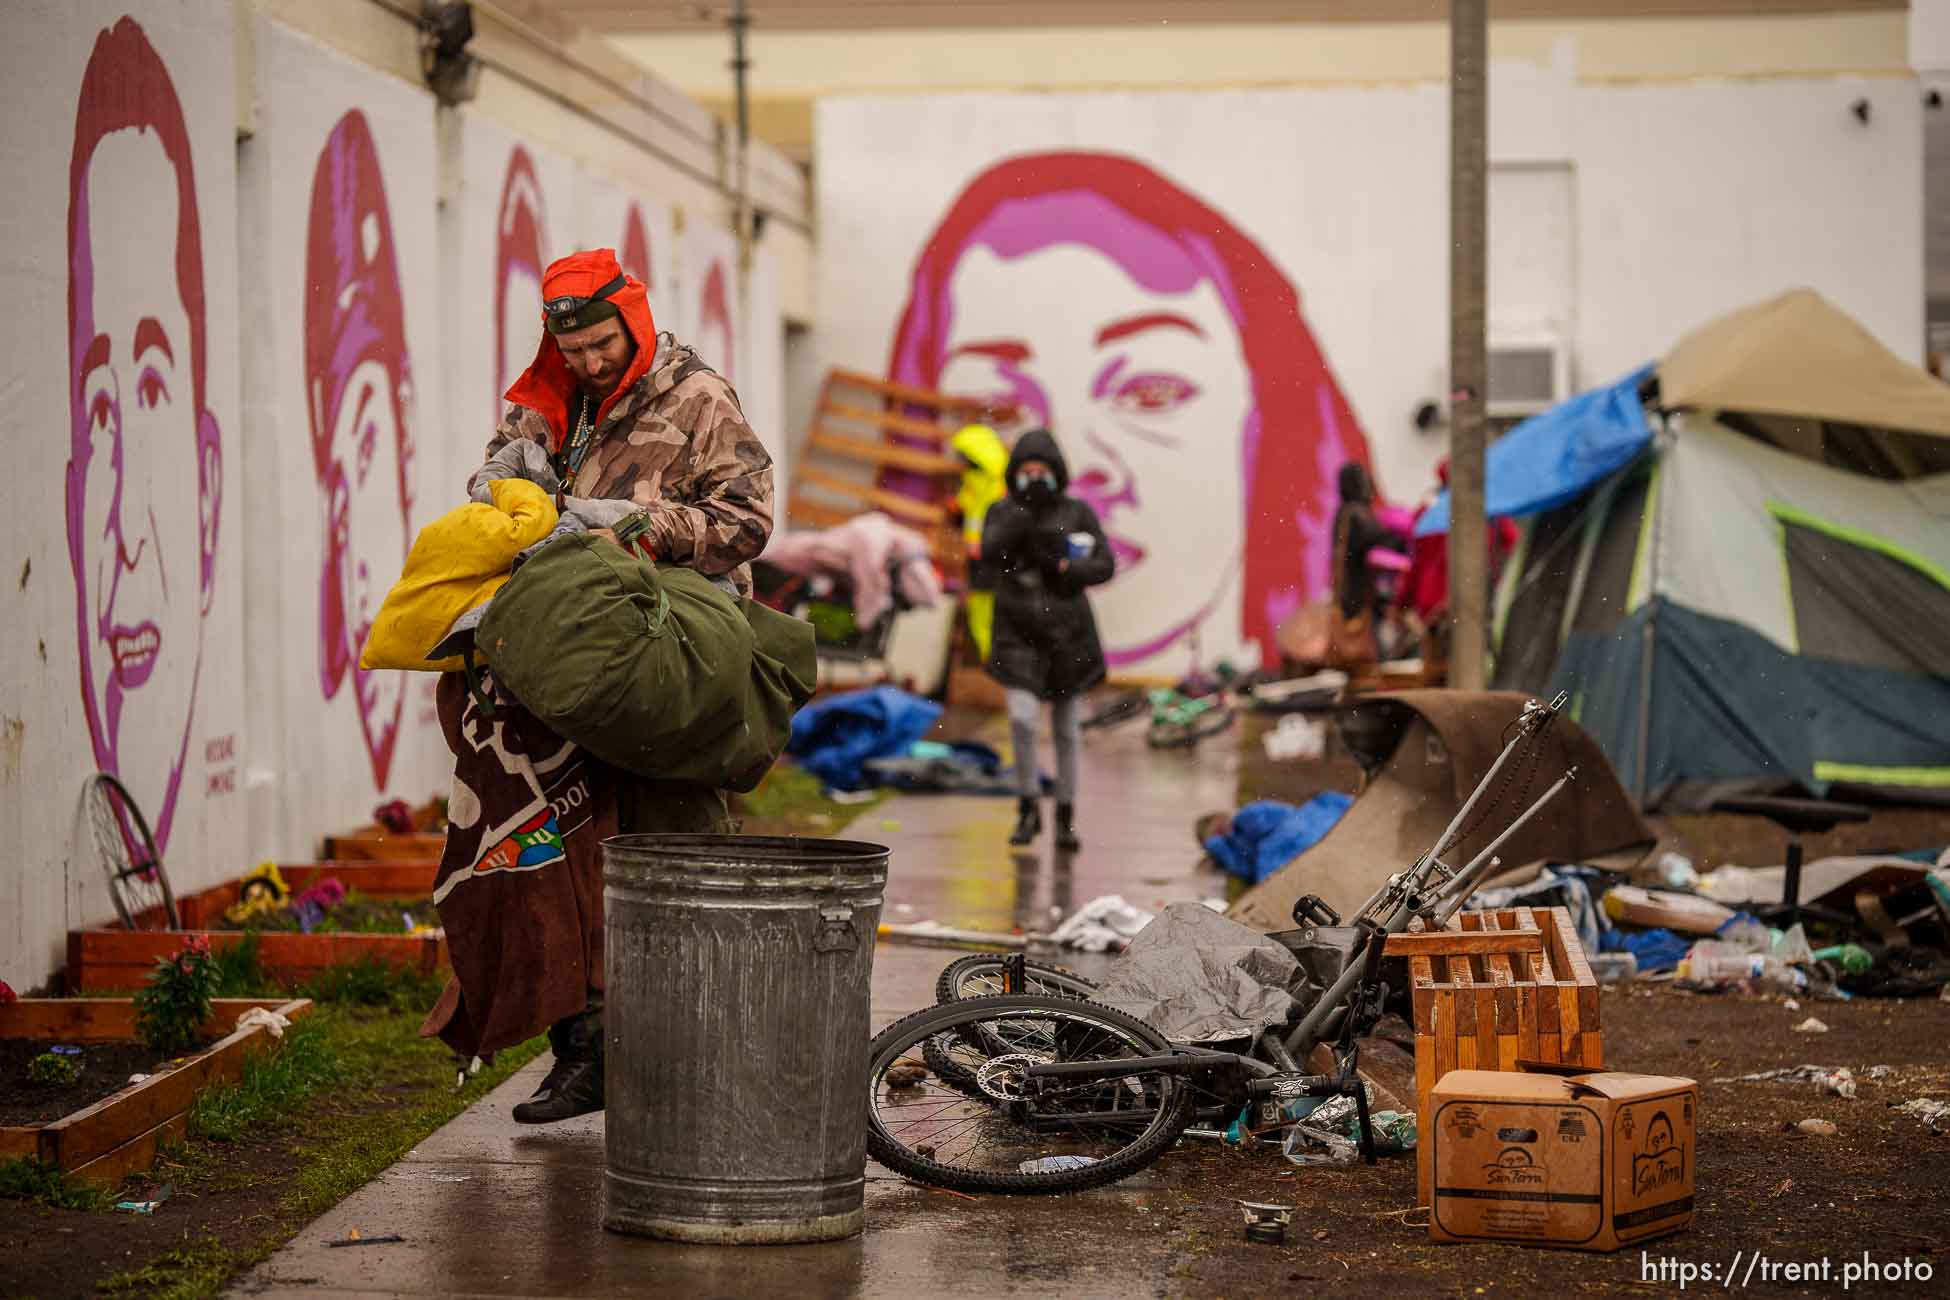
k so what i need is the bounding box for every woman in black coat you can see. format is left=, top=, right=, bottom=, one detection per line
left=981, top=429, right=1115, bottom=850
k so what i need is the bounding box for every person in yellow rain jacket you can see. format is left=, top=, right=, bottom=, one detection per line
left=951, top=424, right=1010, bottom=660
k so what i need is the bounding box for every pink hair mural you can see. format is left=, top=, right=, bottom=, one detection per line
left=66, top=16, right=222, bottom=854
left=306, top=109, right=414, bottom=791
left=620, top=200, right=653, bottom=289
left=494, top=146, right=547, bottom=416
left=889, top=151, right=1372, bottom=671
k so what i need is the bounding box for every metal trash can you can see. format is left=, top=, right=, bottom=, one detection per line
left=603, top=833, right=888, bottom=1244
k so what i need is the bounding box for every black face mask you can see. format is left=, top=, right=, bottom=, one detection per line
left=1015, top=473, right=1058, bottom=507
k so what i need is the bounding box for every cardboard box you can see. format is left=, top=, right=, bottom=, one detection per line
left=1428, top=1068, right=1697, bottom=1251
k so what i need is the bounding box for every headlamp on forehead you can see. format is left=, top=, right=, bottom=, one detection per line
left=543, top=273, right=626, bottom=334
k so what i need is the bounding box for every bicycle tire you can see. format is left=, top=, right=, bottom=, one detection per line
left=867, top=993, right=1193, bottom=1195
left=933, top=954, right=1098, bottom=1004
left=924, top=957, right=1102, bottom=1100
left=83, top=772, right=179, bottom=930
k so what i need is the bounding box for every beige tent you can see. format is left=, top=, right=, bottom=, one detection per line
left=1660, top=288, right=1950, bottom=478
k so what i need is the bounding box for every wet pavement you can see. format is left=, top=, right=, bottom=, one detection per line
left=233, top=715, right=1246, bottom=1299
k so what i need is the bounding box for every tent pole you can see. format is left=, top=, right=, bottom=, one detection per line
left=1447, top=0, right=1490, bottom=689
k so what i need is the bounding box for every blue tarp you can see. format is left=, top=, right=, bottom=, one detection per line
left=785, top=686, right=943, bottom=791
left=1415, top=364, right=1656, bottom=537
left=1204, top=793, right=1354, bottom=886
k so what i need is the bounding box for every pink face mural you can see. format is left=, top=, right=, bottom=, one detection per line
left=699, top=257, right=734, bottom=381
left=66, top=17, right=222, bottom=855
left=494, top=146, right=547, bottom=417
left=306, top=109, right=414, bottom=791
left=889, top=152, right=1373, bottom=671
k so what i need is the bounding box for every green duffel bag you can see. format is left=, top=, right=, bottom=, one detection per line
left=476, top=532, right=816, bottom=791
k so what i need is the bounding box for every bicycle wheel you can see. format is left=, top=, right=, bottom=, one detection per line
left=934, top=954, right=1097, bottom=1003
left=925, top=957, right=1102, bottom=1099
left=868, top=993, right=1193, bottom=1195
left=82, top=772, right=178, bottom=930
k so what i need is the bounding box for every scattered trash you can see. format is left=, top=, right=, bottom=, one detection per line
left=1280, top=1093, right=1415, bottom=1167
left=1866, top=1065, right=1896, bottom=1080
left=1893, top=1099, right=1950, bottom=1133
left=236, top=1006, right=292, bottom=1039
left=1772, top=1178, right=1796, bottom=1197
left=127, top=1073, right=149, bottom=1085
left=1655, top=851, right=1700, bottom=891
left=1588, top=952, right=1638, bottom=983
left=1047, top=894, right=1155, bottom=953
left=452, top=1054, right=483, bottom=1092
left=1019, top=1156, right=1098, bottom=1174
left=1793, top=1016, right=1829, bottom=1034
left=1784, top=999, right=1801, bottom=1011
left=885, top=1062, right=927, bottom=1090
left=1813, top=943, right=1874, bottom=975
left=1238, top=1201, right=1294, bottom=1245
left=1790, top=1118, right=1838, bottom=1138
left=1261, top=714, right=1326, bottom=762
left=1604, top=885, right=1735, bottom=937
left=877, top=920, right=1033, bottom=950
left=426, top=1174, right=471, bottom=1183
left=1714, top=1065, right=1857, bottom=1099
left=879, top=818, right=902, bottom=832
left=1600, top=926, right=1690, bottom=975
left=328, top=1229, right=407, bottom=1247
left=114, top=1183, right=172, bottom=1214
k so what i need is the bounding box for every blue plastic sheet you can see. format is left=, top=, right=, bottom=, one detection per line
left=785, top=686, right=943, bottom=791
left=1416, top=364, right=1655, bottom=537
left=1204, top=794, right=1354, bottom=886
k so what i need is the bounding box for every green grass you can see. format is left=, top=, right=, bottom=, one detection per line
left=733, top=760, right=889, bottom=833
left=0, top=1155, right=111, bottom=1210
left=0, top=958, right=548, bottom=1300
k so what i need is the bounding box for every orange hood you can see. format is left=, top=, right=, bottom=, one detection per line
left=502, top=247, right=658, bottom=447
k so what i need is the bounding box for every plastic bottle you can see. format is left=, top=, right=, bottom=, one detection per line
left=1588, top=951, right=1638, bottom=983
left=1677, top=942, right=1809, bottom=993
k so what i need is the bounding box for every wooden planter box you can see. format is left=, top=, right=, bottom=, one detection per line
left=67, top=927, right=447, bottom=993
left=157, top=860, right=439, bottom=931
left=322, top=828, right=445, bottom=862
left=0, top=997, right=311, bottom=1185
left=1384, top=905, right=1602, bottom=1207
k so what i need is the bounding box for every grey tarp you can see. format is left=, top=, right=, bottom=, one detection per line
left=1091, top=904, right=1304, bottom=1045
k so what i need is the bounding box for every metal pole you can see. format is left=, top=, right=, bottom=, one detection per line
left=730, top=0, right=753, bottom=371
left=1448, top=0, right=1489, bottom=690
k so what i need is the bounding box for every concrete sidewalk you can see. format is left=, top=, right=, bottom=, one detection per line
left=233, top=717, right=1241, bottom=1299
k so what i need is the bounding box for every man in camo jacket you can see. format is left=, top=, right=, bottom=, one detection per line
left=475, top=246, right=773, bottom=594
left=457, top=247, right=775, bottom=1125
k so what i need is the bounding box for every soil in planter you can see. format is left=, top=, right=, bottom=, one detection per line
left=219, top=892, right=437, bottom=935
left=0, top=1039, right=168, bottom=1126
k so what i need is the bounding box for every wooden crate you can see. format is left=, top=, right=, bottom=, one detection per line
left=1383, top=905, right=1602, bottom=1207
left=0, top=997, right=311, bottom=1185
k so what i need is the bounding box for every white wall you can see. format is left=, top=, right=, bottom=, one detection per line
left=814, top=64, right=1922, bottom=679
left=0, top=2, right=244, bottom=982
left=0, top=2, right=800, bottom=989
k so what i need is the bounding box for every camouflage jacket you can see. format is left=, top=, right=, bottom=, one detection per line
left=483, top=334, right=774, bottom=593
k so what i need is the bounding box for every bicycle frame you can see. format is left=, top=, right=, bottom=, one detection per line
left=1025, top=692, right=1576, bottom=1148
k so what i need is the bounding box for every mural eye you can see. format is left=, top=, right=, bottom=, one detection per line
left=1111, top=372, right=1199, bottom=415
left=88, top=389, right=116, bottom=437
left=135, top=368, right=170, bottom=411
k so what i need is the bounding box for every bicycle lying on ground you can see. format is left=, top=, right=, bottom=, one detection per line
left=866, top=693, right=1574, bottom=1195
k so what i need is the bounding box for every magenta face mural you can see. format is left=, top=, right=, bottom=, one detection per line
left=620, top=200, right=653, bottom=290
left=699, top=257, right=734, bottom=381
left=306, top=109, right=414, bottom=791
left=494, top=146, right=547, bottom=416
left=66, top=17, right=222, bottom=854
left=889, top=152, right=1372, bottom=671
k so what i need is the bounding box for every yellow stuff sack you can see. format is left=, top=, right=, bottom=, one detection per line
left=361, top=478, right=559, bottom=673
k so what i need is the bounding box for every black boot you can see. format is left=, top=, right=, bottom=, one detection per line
left=1054, top=803, right=1081, bottom=852
left=1009, top=797, right=1043, bottom=846
left=512, top=1008, right=604, bottom=1124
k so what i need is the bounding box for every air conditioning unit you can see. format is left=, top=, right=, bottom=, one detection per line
left=1486, top=335, right=1569, bottom=419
